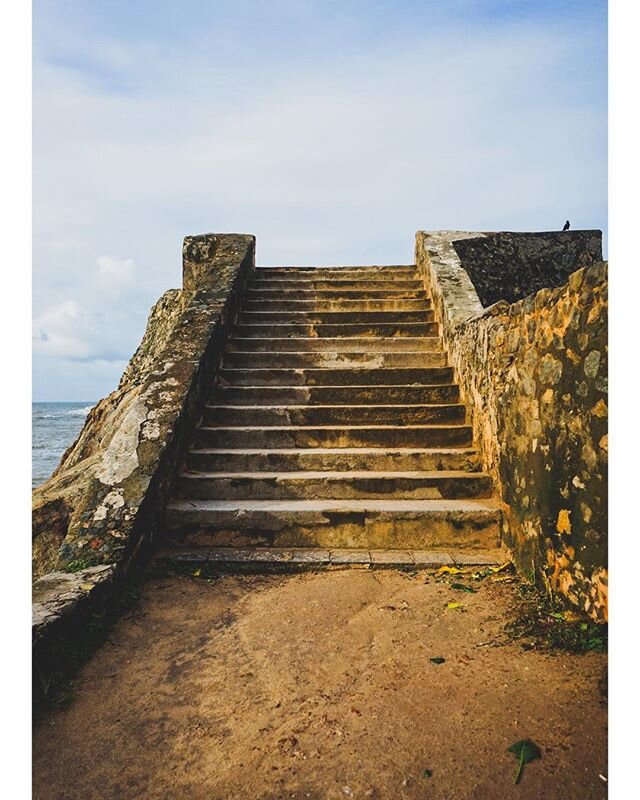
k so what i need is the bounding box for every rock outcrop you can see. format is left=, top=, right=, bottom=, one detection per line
left=32, top=234, right=255, bottom=583
left=32, top=289, right=186, bottom=578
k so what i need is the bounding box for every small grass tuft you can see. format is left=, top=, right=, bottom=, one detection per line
left=64, top=559, right=92, bottom=573
left=505, top=583, right=607, bottom=654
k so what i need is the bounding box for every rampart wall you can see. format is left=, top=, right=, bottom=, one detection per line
left=416, top=231, right=607, bottom=621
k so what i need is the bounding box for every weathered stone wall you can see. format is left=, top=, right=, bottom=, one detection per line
left=32, top=290, right=186, bottom=579
left=450, top=230, right=602, bottom=307
left=33, top=290, right=187, bottom=558
left=416, top=231, right=607, bottom=621
left=33, top=233, right=255, bottom=663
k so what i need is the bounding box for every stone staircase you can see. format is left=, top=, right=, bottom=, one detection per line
left=162, top=264, right=502, bottom=568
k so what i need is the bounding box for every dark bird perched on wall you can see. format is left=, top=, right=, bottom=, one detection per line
left=562, top=220, right=570, bottom=231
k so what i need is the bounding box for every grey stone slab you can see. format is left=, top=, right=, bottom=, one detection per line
left=250, top=549, right=295, bottom=562
left=411, top=551, right=455, bottom=565
left=208, top=548, right=255, bottom=562
left=291, top=549, right=331, bottom=563
left=32, top=565, right=116, bottom=639
left=330, top=549, right=372, bottom=564
left=370, top=550, right=415, bottom=564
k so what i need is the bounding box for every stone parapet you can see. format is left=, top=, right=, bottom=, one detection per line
left=416, top=231, right=607, bottom=621
left=460, top=230, right=601, bottom=306
left=417, top=229, right=602, bottom=308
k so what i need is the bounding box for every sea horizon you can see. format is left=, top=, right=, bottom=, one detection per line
left=32, top=401, right=96, bottom=488
left=33, top=400, right=96, bottom=404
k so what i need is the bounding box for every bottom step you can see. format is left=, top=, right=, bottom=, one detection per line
left=158, top=547, right=505, bottom=569
left=164, top=498, right=501, bottom=550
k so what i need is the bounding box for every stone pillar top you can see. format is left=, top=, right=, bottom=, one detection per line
left=182, top=233, right=255, bottom=293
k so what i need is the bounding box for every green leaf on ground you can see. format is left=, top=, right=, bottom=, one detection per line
left=423, top=769, right=433, bottom=778
left=451, top=583, right=477, bottom=593
left=430, top=657, right=446, bottom=664
left=507, top=739, right=542, bottom=784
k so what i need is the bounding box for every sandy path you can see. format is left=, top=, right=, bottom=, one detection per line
left=33, top=570, right=606, bottom=800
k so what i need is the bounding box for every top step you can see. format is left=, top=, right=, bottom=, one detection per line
left=255, top=266, right=418, bottom=280
left=249, top=280, right=423, bottom=292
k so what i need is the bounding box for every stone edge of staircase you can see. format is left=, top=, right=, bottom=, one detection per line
left=33, top=233, right=256, bottom=694
left=157, top=547, right=506, bottom=571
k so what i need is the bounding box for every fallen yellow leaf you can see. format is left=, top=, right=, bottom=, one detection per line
left=446, top=602, right=463, bottom=609
left=435, top=566, right=464, bottom=576
left=490, top=562, right=512, bottom=573
left=79, top=583, right=94, bottom=591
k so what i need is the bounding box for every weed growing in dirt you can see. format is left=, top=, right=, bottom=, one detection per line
left=505, top=583, right=607, bottom=654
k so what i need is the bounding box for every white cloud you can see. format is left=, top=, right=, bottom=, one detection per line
left=32, top=300, right=90, bottom=360
left=97, top=255, right=135, bottom=283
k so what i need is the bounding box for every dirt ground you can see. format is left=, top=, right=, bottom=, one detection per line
left=33, top=568, right=607, bottom=800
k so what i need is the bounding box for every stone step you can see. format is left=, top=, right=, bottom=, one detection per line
left=217, top=366, right=453, bottom=387
left=194, top=424, right=473, bottom=449
left=226, top=336, right=442, bottom=353
left=209, top=384, right=460, bottom=405
left=163, top=498, right=501, bottom=550
left=159, top=256, right=500, bottom=562
left=248, top=279, right=424, bottom=292
left=245, top=288, right=428, bottom=301
left=177, top=470, right=493, bottom=500
left=222, top=351, right=447, bottom=369
left=158, top=546, right=504, bottom=569
left=202, top=403, right=466, bottom=427
left=241, top=299, right=431, bottom=313
left=254, top=266, right=418, bottom=279
left=232, top=322, right=439, bottom=338
left=237, top=310, right=434, bottom=325
left=186, top=447, right=481, bottom=473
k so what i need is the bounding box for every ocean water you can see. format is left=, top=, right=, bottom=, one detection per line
left=32, top=402, right=95, bottom=488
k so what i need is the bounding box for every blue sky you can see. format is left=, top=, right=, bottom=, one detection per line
left=33, top=0, right=607, bottom=401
